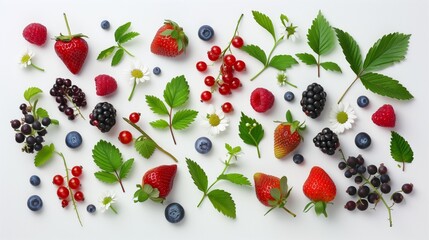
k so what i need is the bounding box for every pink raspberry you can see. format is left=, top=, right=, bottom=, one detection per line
left=95, top=74, right=118, bottom=96
left=250, top=88, right=275, bottom=113
left=23, top=23, right=47, bottom=46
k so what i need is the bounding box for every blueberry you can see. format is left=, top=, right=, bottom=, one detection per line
left=29, top=175, right=41, bottom=186
left=357, top=96, right=369, bottom=108
left=153, top=67, right=161, bottom=75
left=292, top=153, right=304, bottom=164
left=165, top=203, right=185, bottom=223
left=198, top=25, right=214, bottom=41
left=27, top=195, right=43, bottom=211
left=87, top=204, right=96, bottom=213
left=65, top=131, right=83, bottom=149
left=101, top=20, right=110, bottom=30
left=284, top=91, right=295, bottom=102
left=355, top=132, right=371, bottom=149
left=195, top=137, right=212, bottom=154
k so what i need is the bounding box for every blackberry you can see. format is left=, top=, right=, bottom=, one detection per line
left=50, top=78, right=86, bottom=120
left=300, top=82, right=327, bottom=118
left=313, top=127, right=340, bottom=155
left=89, top=102, right=116, bottom=133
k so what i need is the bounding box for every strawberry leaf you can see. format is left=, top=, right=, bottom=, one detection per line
left=134, top=138, right=156, bottom=159
left=296, top=53, right=317, bottom=65
left=92, top=140, right=123, bottom=172
left=119, top=159, right=134, bottom=179
left=118, top=32, right=139, bottom=44
left=207, top=189, right=236, bottom=219
left=94, top=171, right=118, bottom=184
left=111, top=48, right=124, bottom=66
left=34, top=143, right=55, bottom=167
left=97, top=46, right=116, bottom=60
left=360, top=72, right=414, bottom=100
left=241, top=44, right=267, bottom=65
left=24, top=87, right=42, bottom=102
left=172, top=109, right=198, bottom=130
left=150, top=119, right=169, bottom=129
left=252, top=11, right=276, bottom=40
left=186, top=158, right=208, bottom=193
left=218, top=173, right=251, bottom=186
left=320, top=62, right=342, bottom=72
left=268, top=54, right=298, bottom=71
left=146, top=95, right=169, bottom=115
left=163, top=75, right=190, bottom=108
left=114, top=22, right=131, bottom=42
left=307, top=11, right=336, bottom=55
left=390, top=131, right=414, bottom=171
left=335, top=28, right=363, bottom=75
left=238, top=112, right=264, bottom=158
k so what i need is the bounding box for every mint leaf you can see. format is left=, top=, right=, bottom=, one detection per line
left=163, top=75, right=190, bottom=108
left=335, top=28, right=363, bottom=75
left=208, top=189, right=236, bottom=219
left=92, top=140, right=123, bottom=172
left=34, top=143, right=55, bottom=167
left=308, top=11, right=336, bottom=55
left=268, top=54, right=298, bottom=70
left=238, top=112, right=264, bottom=158
left=225, top=143, right=241, bottom=156
left=241, top=44, right=267, bottom=65
left=111, top=48, right=124, bottom=66
left=119, top=159, right=134, bottom=179
left=172, top=109, right=198, bottom=130
left=24, top=87, right=42, bottom=102
left=390, top=131, right=414, bottom=171
left=115, top=22, right=131, bottom=42
left=97, top=46, right=116, bottom=60
left=186, top=158, right=208, bottom=193
left=320, top=62, right=342, bottom=72
left=146, top=95, right=169, bottom=115
left=150, top=119, right=169, bottom=129
left=135, top=138, right=156, bottom=159
left=360, top=72, right=413, bottom=100
left=252, top=11, right=276, bottom=40
left=94, top=171, right=118, bottom=183
left=363, top=33, right=411, bottom=72
left=296, top=53, right=317, bottom=65
left=118, top=31, right=140, bottom=44
left=218, top=173, right=251, bottom=186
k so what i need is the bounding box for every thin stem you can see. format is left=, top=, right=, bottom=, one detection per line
left=31, top=63, right=44, bottom=72
left=282, top=207, right=297, bottom=217
left=64, top=93, right=85, bottom=120
left=337, top=74, right=361, bottom=104
left=128, top=79, right=137, bottom=101
left=220, top=14, right=244, bottom=56
left=110, top=206, right=118, bottom=214
left=168, top=108, right=177, bottom=145
left=285, top=81, right=297, bottom=88
left=250, top=66, right=268, bottom=81
left=118, top=45, right=134, bottom=57
left=250, top=38, right=282, bottom=81
left=317, top=55, right=321, bottom=78
left=63, top=13, right=72, bottom=36
left=114, top=171, right=125, bottom=193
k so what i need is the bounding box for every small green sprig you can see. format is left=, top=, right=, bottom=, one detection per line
left=97, top=22, right=139, bottom=66
left=238, top=112, right=264, bottom=158
left=187, top=144, right=251, bottom=219
left=390, top=131, right=414, bottom=171
left=24, top=87, right=59, bottom=126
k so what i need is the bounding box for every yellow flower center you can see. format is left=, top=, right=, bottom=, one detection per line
left=102, top=197, right=112, bottom=205
left=131, top=69, right=143, bottom=79
left=336, top=111, right=348, bottom=124
left=208, top=114, right=221, bottom=126
left=21, top=54, right=31, bottom=64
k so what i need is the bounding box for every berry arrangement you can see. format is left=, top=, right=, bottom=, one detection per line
left=49, top=78, right=87, bottom=120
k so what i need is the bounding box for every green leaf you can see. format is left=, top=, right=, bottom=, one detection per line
left=186, top=158, right=208, bottom=193
left=363, top=33, right=411, bottom=72
left=218, top=173, right=251, bottom=186
left=94, top=171, right=118, bottom=184
left=320, top=62, right=342, bottom=72
left=36, top=107, right=48, bottom=119
left=268, top=55, right=298, bottom=70
left=335, top=28, right=363, bottom=75
left=97, top=46, right=116, bottom=60
left=92, top=140, right=123, bottom=172
left=50, top=119, right=60, bottom=125
left=207, top=189, right=236, bottom=219
left=238, top=112, right=264, bottom=147
left=241, top=44, right=267, bottom=65
left=252, top=11, right=276, bottom=40
left=115, top=22, right=131, bottom=42
left=150, top=119, right=169, bottom=129
left=172, top=109, right=198, bottom=130
left=145, top=95, right=169, bottom=115
left=24, top=87, right=42, bottom=101
left=163, top=75, right=190, bottom=108
left=390, top=131, right=414, bottom=168
left=118, top=31, right=140, bottom=44
left=225, top=143, right=241, bottom=155
left=270, top=188, right=281, bottom=201
left=307, top=11, right=336, bottom=55
left=134, top=138, right=157, bottom=159
left=34, top=143, right=55, bottom=167
left=296, top=53, right=317, bottom=65
left=111, top=48, right=124, bottom=66
left=360, top=72, right=414, bottom=100
left=119, top=159, right=134, bottom=179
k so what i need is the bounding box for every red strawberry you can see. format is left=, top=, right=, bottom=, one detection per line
left=274, top=110, right=305, bottom=159
left=95, top=74, right=117, bottom=96
left=134, top=165, right=177, bottom=203
left=250, top=88, right=275, bottom=113
left=254, top=172, right=296, bottom=216
left=23, top=23, right=47, bottom=46
left=150, top=20, right=188, bottom=57
left=303, top=166, right=336, bottom=217
left=54, top=13, right=88, bottom=74
left=372, top=104, right=396, bottom=127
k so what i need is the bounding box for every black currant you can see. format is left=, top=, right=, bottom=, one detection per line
left=344, top=169, right=353, bottom=178
left=356, top=199, right=369, bottom=211
left=32, top=121, right=42, bottom=131
left=10, top=119, right=21, bottom=129
left=21, top=124, right=32, bottom=135
left=378, top=164, right=388, bottom=174
left=358, top=185, right=370, bottom=198
left=345, top=201, right=356, bottom=211
left=370, top=177, right=381, bottom=188
left=380, top=183, right=391, bottom=194
left=367, top=165, right=377, bottom=175
left=37, top=129, right=47, bottom=136
left=34, top=143, right=43, bottom=151
left=15, top=133, right=25, bottom=143
left=19, top=103, right=27, bottom=111
left=346, top=186, right=357, bottom=196
left=41, top=117, right=51, bottom=127
left=367, top=192, right=380, bottom=204
left=392, top=192, right=404, bottom=203
left=346, top=157, right=358, bottom=168
left=338, top=162, right=347, bottom=170
left=380, top=174, right=390, bottom=183
left=26, top=136, right=36, bottom=146
left=24, top=114, right=35, bottom=124
left=357, top=165, right=366, bottom=174
left=402, top=183, right=413, bottom=194
left=356, top=155, right=365, bottom=165
left=354, top=176, right=363, bottom=184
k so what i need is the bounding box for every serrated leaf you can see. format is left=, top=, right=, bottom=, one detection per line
left=115, top=22, right=131, bottom=42
left=296, top=53, right=317, bottom=65
left=207, top=189, right=236, bottom=219
left=360, top=72, right=413, bottom=100
left=145, top=95, right=169, bottom=115
left=92, top=140, right=123, bottom=172
left=118, top=31, right=140, bottom=44
left=241, top=45, right=267, bottom=65
left=218, top=173, right=251, bottom=186
left=307, top=11, right=336, bottom=55
left=172, top=109, right=198, bottom=130
left=150, top=119, right=169, bottom=129
left=320, top=62, right=342, bottom=72
left=111, top=48, right=124, bottom=66
left=363, top=33, right=411, bottom=72
left=268, top=54, right=298, bottom=70
left=186, top=158, right=208, bottom=193
left=390, top=131, right=414, bottom=169
left=24, top=87, right=42, bottom=102
left=134, top=138, right=156, bottom=159
left=34, top=143, right=55, bottom=167
left=119, top=159, right=134, bottom=179
left=252, top=11, right=276, bottom=40
left=97, top=46, right=116, bottom=60
left=238, top=112, right=264, bottom=146
left=335, top=28, right=363, bottom=75
left=163, top=75, right=190, bottom=108
left=94, top=171, right=118, bottom=183
left=36, top=107, right=48, bottom=119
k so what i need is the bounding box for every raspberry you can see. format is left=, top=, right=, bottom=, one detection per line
left=371, top=104, right=396, bottom=127
left=313, top=127, right=340, bottom=155
left=22, top=23, right=47, bottom=46
left=95, top=74, right=118, bottom=96
left=300, top=83, right=327, bottom=118
left=250, top=88, right=275, bottom=113
left=89, top=102, right=117, bottom=133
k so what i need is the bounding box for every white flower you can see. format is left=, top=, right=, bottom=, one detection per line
left=99, top=192, right=117, bottom=213
left=127, top=61, right=150, bottom=101
left=201, top=105, right=229, bottom=136
left=19, top=49, right=34, bottom=68
left=329, top=102, right=357, bottom=134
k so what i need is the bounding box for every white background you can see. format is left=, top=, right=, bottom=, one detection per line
left=1, top=0, right=428, bottom=239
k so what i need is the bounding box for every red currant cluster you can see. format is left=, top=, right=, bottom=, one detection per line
left=118, top=112, right=140, bottom=144
left=52, top=165, right=84, bottom=208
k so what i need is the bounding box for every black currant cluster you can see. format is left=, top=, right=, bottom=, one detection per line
left=300, top=82, right=327, bottom=119
left=49, top=78, right=87, bottom=120
left=11, top=104, right=51, bottom=153
left=89, top=102, right=116, bottom=133
left=313, top=127, right=340, bottom=155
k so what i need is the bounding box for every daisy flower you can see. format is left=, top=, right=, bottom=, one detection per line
left=276, top=71, right=297, bottom=88
left=329, top=102, right=357, bottom=134
left=99, top=192, right=118, bottom=214
left=19, top=49, right=44, bottom=71
left=201, top=105, right=229, bottom=136
left=279, top=14, right=299, bottom=41
left=127, top=61, right=150, bottom=101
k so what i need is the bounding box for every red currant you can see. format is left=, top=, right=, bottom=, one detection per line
left=204, top=76, right=216, bottom=87
left=68, top=177, right=81, bottom=190
left=207, top=51, right=219, bottom=61
left=211, top=46, right=222, bottom=55
left=71, top=166, right=83, bottom=177
left=222, top=73, right=234, bottom=84
left=231, top=36, right=244, bottom=48
left=53, top=175, right=64, bottom=186
left=218, top=84, right=231, bottom=95
left=222, top=102, right=234, bottom=113
left=200, top=91, right=212, bottom=102
left=220, top=64, right=234, bottom=75
left=129, top=112, right=141, bottom=123
left=223, top=54, right=236, bottom=66
left=230, top=78, right=241, bottom=89
left=61, top=199, right=69, bottom=208
left=233, top=60, right=246, bottom=72
left=118, top=130, right=133, bottom=144
left=74, top=191, right=85, bottom=202
left=196, top=61, right=208, bottom=72
left=57, top=186, right=70, bottom=199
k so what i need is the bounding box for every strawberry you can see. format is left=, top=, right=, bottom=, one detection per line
left=254, top=173, right=296, bottom=216
left=150, top=20, right=188, bottom=57
left=274, top=110, right=305, bottom=159
left=303, top=166, right=336, bottom=217
left=372, top=104, right=396, bottom=127
left=22, top=23, right=47, bottom=46
left=54, top=14, right=88, bottom=74
left=95, top=74, right=117, bottom=96
left=134, top=165, right=177, bottom=203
